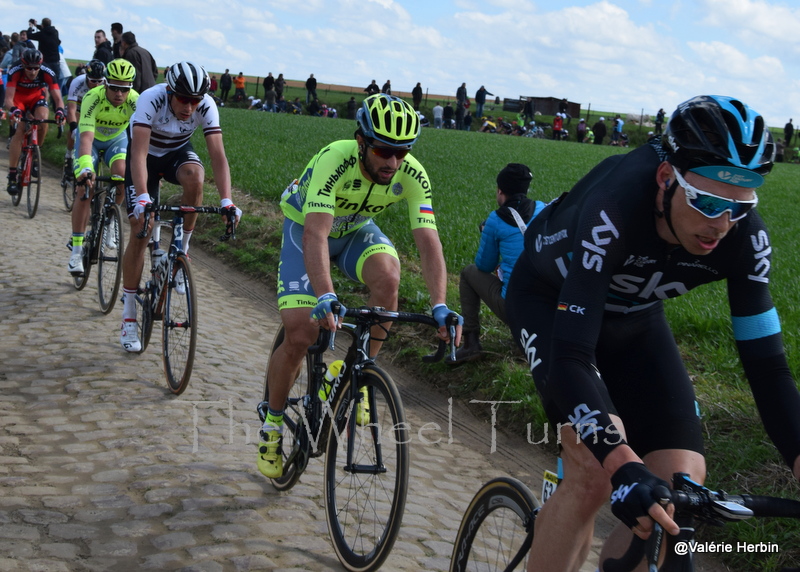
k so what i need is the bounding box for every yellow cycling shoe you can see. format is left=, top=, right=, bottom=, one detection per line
left=257, top=426, right=283, bottom=479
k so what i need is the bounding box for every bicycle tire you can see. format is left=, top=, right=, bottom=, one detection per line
left=162, top=254, right=197, bottom=394
left=72, top=203, right=92, bottom=291
left=61, top=162, right=75, bottom=212
left=449, top=477, right=539, bottom=572
left=26, top=145, right=41, bottom=218
left=137, top=284, right=154, bottom=354
left=12, top=153, right=24, bottom=207
left=324, top=365, right=409, bottom=572
left=97, top=202, right=123, bottom=314
left=261, top=325, right=314, bottom=491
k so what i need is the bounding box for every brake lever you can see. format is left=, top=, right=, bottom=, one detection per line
left=136, top=211, right=152, bottom=239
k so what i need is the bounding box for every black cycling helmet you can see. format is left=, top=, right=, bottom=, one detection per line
left=21, top=48, right=43, bottom=67
left=85, top=59, right=106, bottom=81
left=166, top=61, right=210, bottom=97
left=663, top=95, right=775, bottom=187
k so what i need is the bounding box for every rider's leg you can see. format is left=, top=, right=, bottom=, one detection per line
left=360, top=252, right=400, bottom=357
left=34, top=105, right=49, bottom=143
left=265, top=307, right=320, bottom=414
left=527, top=418, right=624, bottom=572
left=175, top=162, right=205, bottom=251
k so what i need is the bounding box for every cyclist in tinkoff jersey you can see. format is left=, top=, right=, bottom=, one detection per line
left=118, top=61, right=240, bottom=352
left=503, top=95, right=800, bottom=571
left=63, top=59, right=107, bottom=183
left=257, top=93, right=463, bottom=479
left=68, top=59, right=138, bottom=276
left=3, top=48, right=65, bottom=195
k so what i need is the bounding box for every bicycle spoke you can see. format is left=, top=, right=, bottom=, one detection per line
left=162, top=255, right=197, bottom=394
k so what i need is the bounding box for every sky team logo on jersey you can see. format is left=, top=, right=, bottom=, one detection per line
left=420, top=204, right=434, bottom=215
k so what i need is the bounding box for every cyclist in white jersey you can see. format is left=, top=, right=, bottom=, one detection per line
left=118, top=61, right=241, bottom=352
left=64, top=60, right=106, bottom=176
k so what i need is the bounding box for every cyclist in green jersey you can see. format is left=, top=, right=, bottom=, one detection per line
left=257, top=94, right=463, bottom=479
left=68, top=59, right=138, bottom=275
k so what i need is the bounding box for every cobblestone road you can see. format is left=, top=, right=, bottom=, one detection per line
left=0, top=152, right=678, bottom=571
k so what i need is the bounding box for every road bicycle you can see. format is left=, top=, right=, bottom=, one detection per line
left=10, top=116, right=62, bottom=218
left=257, top=305, right=459, bottom=572
left=449, top=472, right=800, bottom=572
left=135, top=203, right=236, bottom=395
left=71, top=174, right=125, bottom=314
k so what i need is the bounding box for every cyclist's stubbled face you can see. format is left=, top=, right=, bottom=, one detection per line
left=358, top=136, right=403, bottom=186
left=105, top=82, right=131, bottom=106
left=170, top=95, right=201, bottom=121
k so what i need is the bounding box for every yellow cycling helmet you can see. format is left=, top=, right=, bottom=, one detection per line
left=357, top=94, right=420, bottom=147
left=105, top=59, right=136, bottom=84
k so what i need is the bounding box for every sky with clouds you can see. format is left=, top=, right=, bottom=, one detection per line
left=5, top=0, right=800, bottom=126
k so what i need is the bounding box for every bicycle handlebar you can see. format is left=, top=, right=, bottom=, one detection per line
left=18, top=116, right=63, bottom=138
left=602, top=473, right=800, bottom=572
left=136, top=203, right=237, bottom=241
left=310, top=304, right=459, bottom=363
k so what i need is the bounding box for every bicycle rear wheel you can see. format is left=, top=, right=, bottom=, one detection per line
left=97, top=202, right=123, bottom=314
left=61, top=160, right=75, bottom=212
left=260, top=325, right=314, bottom=491
left=12, top=154, right=24, bottom=207
left=162, top=254, right=197, bottom=394
left=449, top=477, right=539, bottom=572
left=25, top=145, right=41, bottom=218
left=324, top=365, right=409, bottom=572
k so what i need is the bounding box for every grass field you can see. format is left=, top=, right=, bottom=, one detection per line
left=41, top=99, right=800, bottom=570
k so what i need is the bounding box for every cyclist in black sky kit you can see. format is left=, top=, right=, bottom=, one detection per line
left=504, top=95, right=800, bottom=571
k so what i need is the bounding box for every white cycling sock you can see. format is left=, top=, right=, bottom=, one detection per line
left=122, top=287, right=138, bottom=321
left=183, top=229, right=193, bottom=253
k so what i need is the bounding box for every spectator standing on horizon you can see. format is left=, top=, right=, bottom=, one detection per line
left=522, top=97, right=534, bottom=124
left=576, top=118, right=587, bottom=142
left=432, top=102, right=443, bottom=129
left=592, top=116, right=607, bottom=145
left=412, top=82, right=423, bottom=110
left=456, top=100, right=466, bottom=131
left=305, top=73, right=317, bottom=104
left=275, top=73, right=285, bottom=100
left=456, top=82, right=467, bottom=106
left=443, top=101, right=454, bottom=129
left=220, top=69, right=232, bottom=102
left=346, top=96, right=357, bottom=120
left=785, top=119, right=794, bottom=147
left=209, top=75, right=217, bottom=97
left=654, top=108, right=665, bottom=135
left=381, top=79, right=391, bottom=95
left=110, top=23, right=123, bottom=59
left=120, top=32, right=158, bottom=94
left=364, top=79, right=379, bottom=96
left=92, top=30, right=113, bottom=64
left=27, top=18, right=61, bottom=73
left=262, top=72, right=274, bottom=96
left=263, top=84, right=277, bottom=112
left=610, top=114, right=624, bottom=145
left=233, top=72, right=246, bottom=101
left=474, top=85, right=493, bottom=119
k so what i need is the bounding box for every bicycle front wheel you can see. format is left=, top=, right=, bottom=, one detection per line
left=449, top=477, right=539, bottom=572
left=324, top=365, right=409, bottom=572
left=25, top=145, right=41, bottom=218
left=260, top=325, right=314, bottom=492
left=162, top=255, right=197, bottom=394
left=97, top=202, right=123, bottom=314
left=61, top=162, right=75, bottom=212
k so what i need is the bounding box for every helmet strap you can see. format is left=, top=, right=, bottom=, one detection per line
left=657, top=178, right=682, bottom=244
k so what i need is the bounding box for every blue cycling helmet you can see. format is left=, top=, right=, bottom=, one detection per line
left=663, top=95, right=775, bottom=187
left=356, top=94, right=420, bottom=147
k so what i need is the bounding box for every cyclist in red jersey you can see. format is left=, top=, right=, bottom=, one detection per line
left=3, top=48, right=65, bottom=195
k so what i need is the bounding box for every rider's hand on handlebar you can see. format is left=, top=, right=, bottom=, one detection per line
left=133, top=193, right=153, bottom=220
left=310, top=293, right=346, bottom=331
left=55, top=107, right=66, bottom=124
left=432, top=304, right=463, bottom=346
left=220, top=198, right=242, bottom=223
left=77, top=168, right=94, bottom=185
left=610, top=462, right=679, bottom=538
left=10, top=107, right=22, bottom=120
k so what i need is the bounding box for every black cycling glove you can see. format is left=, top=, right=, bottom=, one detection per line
left=609, top=462, right=671, bottom=529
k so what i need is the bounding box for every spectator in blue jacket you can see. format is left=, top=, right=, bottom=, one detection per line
left=447, top=163, right=546, bottom=365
